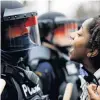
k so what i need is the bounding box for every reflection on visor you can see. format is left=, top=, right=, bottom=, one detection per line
left=6, top=16, right=40, bottom=47
left=25, top=16, right=38, bottom=27
left=53, top=23, right=78, bottom=46
left=7, top=16, right=38, bottom=38
left=54, top=23, right=78, bottom=36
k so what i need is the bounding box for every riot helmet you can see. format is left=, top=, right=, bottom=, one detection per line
left=38, top=12, right=78, bottom=55
left=1, top=0, right=41, bottom=66
left=38, top=12, right=78, bottom=47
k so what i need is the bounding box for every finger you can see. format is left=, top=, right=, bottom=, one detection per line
left=63, top=83, right=73, bottom=100
left=88, top=84, right=100, bottom=95
left=88, top=84, right=100, bottom=99
left=88, top=84, right=97, bottom=97
left=88, top=84, right=97, bottom=91
left=97, top=86, right=100, bottom=94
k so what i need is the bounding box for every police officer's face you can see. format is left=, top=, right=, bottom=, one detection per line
left=69, top=18, right=93, bottom=62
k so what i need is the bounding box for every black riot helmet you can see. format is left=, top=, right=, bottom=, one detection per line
left=1, top=0, right=40, bottom=50
left=1, top=0, right=42, bottom=66
left=38, top=12, right=66, bottom=39
left=38, top=12, right=78, bottom=47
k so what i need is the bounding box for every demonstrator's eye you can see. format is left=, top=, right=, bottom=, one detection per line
left=78, top=34, right=82, bottom=37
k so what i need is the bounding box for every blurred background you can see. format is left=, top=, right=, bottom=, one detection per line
left=17, top=0, right=100, bottom=19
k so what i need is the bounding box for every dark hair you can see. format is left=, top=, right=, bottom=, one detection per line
left=87, top=15, right=100, bottom=69
left=88, top=16, right=100, bottom=51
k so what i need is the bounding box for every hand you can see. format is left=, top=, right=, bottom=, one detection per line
left=88, top=84, right=100, bottom=100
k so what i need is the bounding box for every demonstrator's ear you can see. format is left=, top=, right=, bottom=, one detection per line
left=87, top=49, right=99, bottom=57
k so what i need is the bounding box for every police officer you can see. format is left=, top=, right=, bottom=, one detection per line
left=38, top=12, right=81, bottom=100
left=1, top=1, right=55, bottom=100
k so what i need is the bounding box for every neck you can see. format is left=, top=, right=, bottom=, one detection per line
left=83, top=57, right=97, bottom=74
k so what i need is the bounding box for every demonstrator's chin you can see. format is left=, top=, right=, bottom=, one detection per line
left=69, top=55, right=76, bottom=61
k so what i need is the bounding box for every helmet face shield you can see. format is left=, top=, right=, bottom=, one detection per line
left=2, top=7, right=41, bottom=52
left=24, top=16, right=41, bottom=45
left=53, top=18, right=78, bottom=46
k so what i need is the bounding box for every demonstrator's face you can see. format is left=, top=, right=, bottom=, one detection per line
left=69, top=18, right=93, bottom=62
